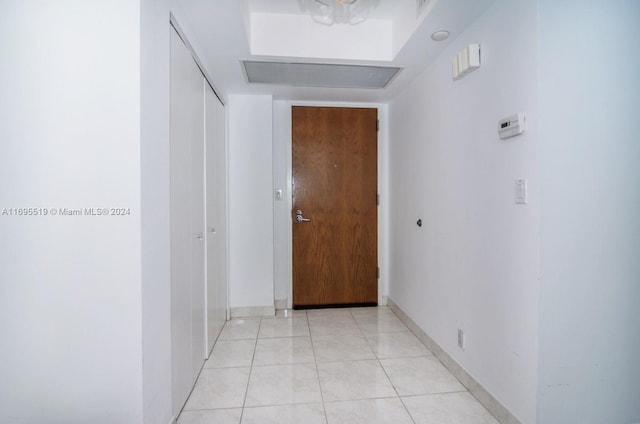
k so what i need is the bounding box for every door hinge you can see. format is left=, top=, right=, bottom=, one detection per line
left=377, top=194, right=380, bottom=206
left=376, top=120, right=379, bottom=132
left=377, top=267, right=380, bottom=279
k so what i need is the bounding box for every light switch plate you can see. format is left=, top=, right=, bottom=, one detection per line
left=516, top=179, right=527, bottom=204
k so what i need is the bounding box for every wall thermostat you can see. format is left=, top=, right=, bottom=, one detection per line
left=499, top=112, right=526, bottom=139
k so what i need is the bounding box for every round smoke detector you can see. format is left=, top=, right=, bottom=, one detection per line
left=431, top=30, right=450, bottom=42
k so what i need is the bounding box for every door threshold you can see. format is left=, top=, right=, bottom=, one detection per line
left=293, top=302, right=377, bottom=310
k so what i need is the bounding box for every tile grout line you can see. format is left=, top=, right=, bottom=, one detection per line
left=376, top=353, right=417, bottom=424
left=366, top=308, right=417, bottom=424
left=379, top=307, right=420, bottom=424
left=238, top=318, right=261, bottom=423
left=349, top=308, right=378, bottom=360
left=306, top=310, right=331, bottom=424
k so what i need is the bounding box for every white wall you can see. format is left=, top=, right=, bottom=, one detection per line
left=0, top=1, right=144, bottom=422
left=228, top=95, right=275, bottom=311
left=272, top=101, right=293, bottom=304
left=378, top=104, right=391, bottom=303
left=141, top=0, right=173, bottom=423
left=537, top=1, right=640, bottom=422
left=387, top=0, right=539, bottom=422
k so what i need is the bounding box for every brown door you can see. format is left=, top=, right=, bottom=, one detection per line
left=292, top=106, right=378, bottom=308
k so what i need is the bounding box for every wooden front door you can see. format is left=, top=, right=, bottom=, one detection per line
left=292, top=106, right=378, bottom=308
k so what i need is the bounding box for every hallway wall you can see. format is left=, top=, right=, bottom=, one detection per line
left=141, top=0, right=172, bottom=422
left=387, top=0, right=539, bottom=422
left=537, top=1, right=640, bottom=422
left=0, top=1, right=145, bottom=422
left=228, top=95, right=275, bottom=313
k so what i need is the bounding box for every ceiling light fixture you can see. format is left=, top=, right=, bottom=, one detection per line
left=299, top=0, right=379, bottom=26
left=431, top=30, right=450, bottom=41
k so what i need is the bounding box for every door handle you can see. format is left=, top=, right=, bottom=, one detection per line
left=296, top=210, right=311, bottom=223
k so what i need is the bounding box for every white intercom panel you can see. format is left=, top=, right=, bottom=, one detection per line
left=499, top=112, right=526, bottom=139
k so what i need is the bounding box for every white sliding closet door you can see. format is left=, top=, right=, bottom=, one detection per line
left=169, top=27, right=206, bottom=415
left=189, top=76, right=206, bottom=379
left=213, top=92, right=228, bottom=341
left=205, top=84, right=227, bottom=354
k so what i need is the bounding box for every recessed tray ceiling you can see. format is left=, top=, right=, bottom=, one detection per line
left=243, top=61, right=402, bottom=89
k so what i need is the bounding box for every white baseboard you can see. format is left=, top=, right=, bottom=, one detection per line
left=230, top=305, right=275, bottom=318
left=274, top=298, right=288, bottom=310
left=387, top=298, right=522, bottom=424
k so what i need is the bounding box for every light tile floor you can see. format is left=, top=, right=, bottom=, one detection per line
left=177, top=306, right=499, bottom=424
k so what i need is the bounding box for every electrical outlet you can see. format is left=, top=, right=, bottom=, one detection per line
left=458, top=329, right=465, bottom=350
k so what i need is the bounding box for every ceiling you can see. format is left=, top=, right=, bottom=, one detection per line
left=249, top=0, right=404, bottom=17
left=171, top=0, right=497, bottom=104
